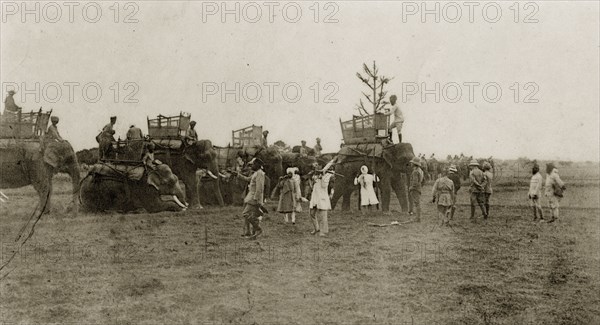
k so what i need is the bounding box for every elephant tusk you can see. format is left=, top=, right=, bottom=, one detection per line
left=218, top=172, right=227, bottom=178
left=172, top=195, right=187, bottom=209
left=207, top=170, right=218, bottom=179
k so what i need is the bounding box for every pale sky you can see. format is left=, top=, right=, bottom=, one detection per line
left=1, top=1, right=598, bottom=161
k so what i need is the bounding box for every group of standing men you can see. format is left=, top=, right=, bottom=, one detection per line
left=406, top=157, right=494, bottom=226
left=528, top=163, right=566, bottom=223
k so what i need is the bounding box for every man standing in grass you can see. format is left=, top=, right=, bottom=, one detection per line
left=239, top=158, right=265, bottom=239
left=544, top=163, right=566, bottom=223
left=447, top=164, right=461, bottom=220
left=408, top=157, right=424, bottom=222
left=432, top=170, right=455, bottom=226
left=468, top=160, right=488, bottom=222
left=528, top=164, right=544, bottom=221
left=482, top=162, right=494, bottom=218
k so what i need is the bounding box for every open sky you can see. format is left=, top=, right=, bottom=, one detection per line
left=1, top=1, right=598, bottom=161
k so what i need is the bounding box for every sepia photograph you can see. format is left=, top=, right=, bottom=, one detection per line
left=0, top=1, right=599, bottom=324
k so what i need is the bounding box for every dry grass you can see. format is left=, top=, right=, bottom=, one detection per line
left=1, top=172, right=599, bottom=324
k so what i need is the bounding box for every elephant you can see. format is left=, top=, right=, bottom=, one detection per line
left=281, top=152, right=322, bottom=197
left=76, top=147, right=100, bottom=166
left=153, top=139, right=224, bottom=208
left=212, top=170, right=246, bottom=206
left=79, top=163, right=187, bottom=213
left=0, top=139, right=80, bottom=214
left=330, top=143, right=415, bottom=212
left=198, top=168, right=271, bottom=206
left=291, top=145, right=316, bottom=156
left=240, top=145, right=283, bottom=193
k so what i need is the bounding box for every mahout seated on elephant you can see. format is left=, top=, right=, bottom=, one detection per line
left=79, top=162, right=187, bottom=213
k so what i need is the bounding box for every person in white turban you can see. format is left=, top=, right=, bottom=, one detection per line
left=354, top=165, right=379, bottom=214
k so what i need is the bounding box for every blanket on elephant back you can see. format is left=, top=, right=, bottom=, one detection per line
left=338, top=143, right=385, bottom=158
left=215, top=145, right=240, bottom=170
left=153, top=138, right=183, bottom=151
left=89, top=162, right=145, bottom=181
left=0, top=138, right=40, bottom=150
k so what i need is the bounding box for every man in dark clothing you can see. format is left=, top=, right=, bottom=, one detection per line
left=408, top=157, right=424, bottom=222
left=447, top=164, right=461, bottom=220
left=99, top=116, right=117, bottom=159
left=127, top=125, right=143, bottom=140
left=3, top=90, right=21, bottom=114
left=237, top=158, right=265, bottom=239
left=468, top=160, right=488, bottom=221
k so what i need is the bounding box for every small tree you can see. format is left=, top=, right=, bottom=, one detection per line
left=355, top=61, right=393, bottom=116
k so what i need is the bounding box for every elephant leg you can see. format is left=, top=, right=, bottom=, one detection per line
left=185, top=174, right=200, bottom=207
left=379, top=177, right=391, bottom=212
left=391, top=173, right=409, bottom=212
left=66, top=163, right=81, bottom=214
left=330, top=186, right=341, bottom=210
left=341, top=191, right=352, bottom=211
left=331, top=179, right=353, bottom=211
left=45, top=172, right=54, bottom=213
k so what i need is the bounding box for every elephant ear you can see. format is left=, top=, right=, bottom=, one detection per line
left=156, top=164, right=177, bottom=181
left=43, top=141, right=71, bottom=168
left=382, top=150, right=394, bottom=169
left=184, top=151, right=196, bottom=164
left=147, top=172, right=161, bottom=191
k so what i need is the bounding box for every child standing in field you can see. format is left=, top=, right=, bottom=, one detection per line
left=528, top=164, right=544, bottom=221
left=354, top=165, right=379, bottom=214
left=272, top=168, right=297, bottom=224
left=432, top=170, right=456, bottom=226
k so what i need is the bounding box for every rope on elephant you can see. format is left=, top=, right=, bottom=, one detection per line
left=0, top=188, right=50, bottom=280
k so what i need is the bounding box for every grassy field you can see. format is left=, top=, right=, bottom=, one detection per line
left=1, top=171, right=599, bottom=324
